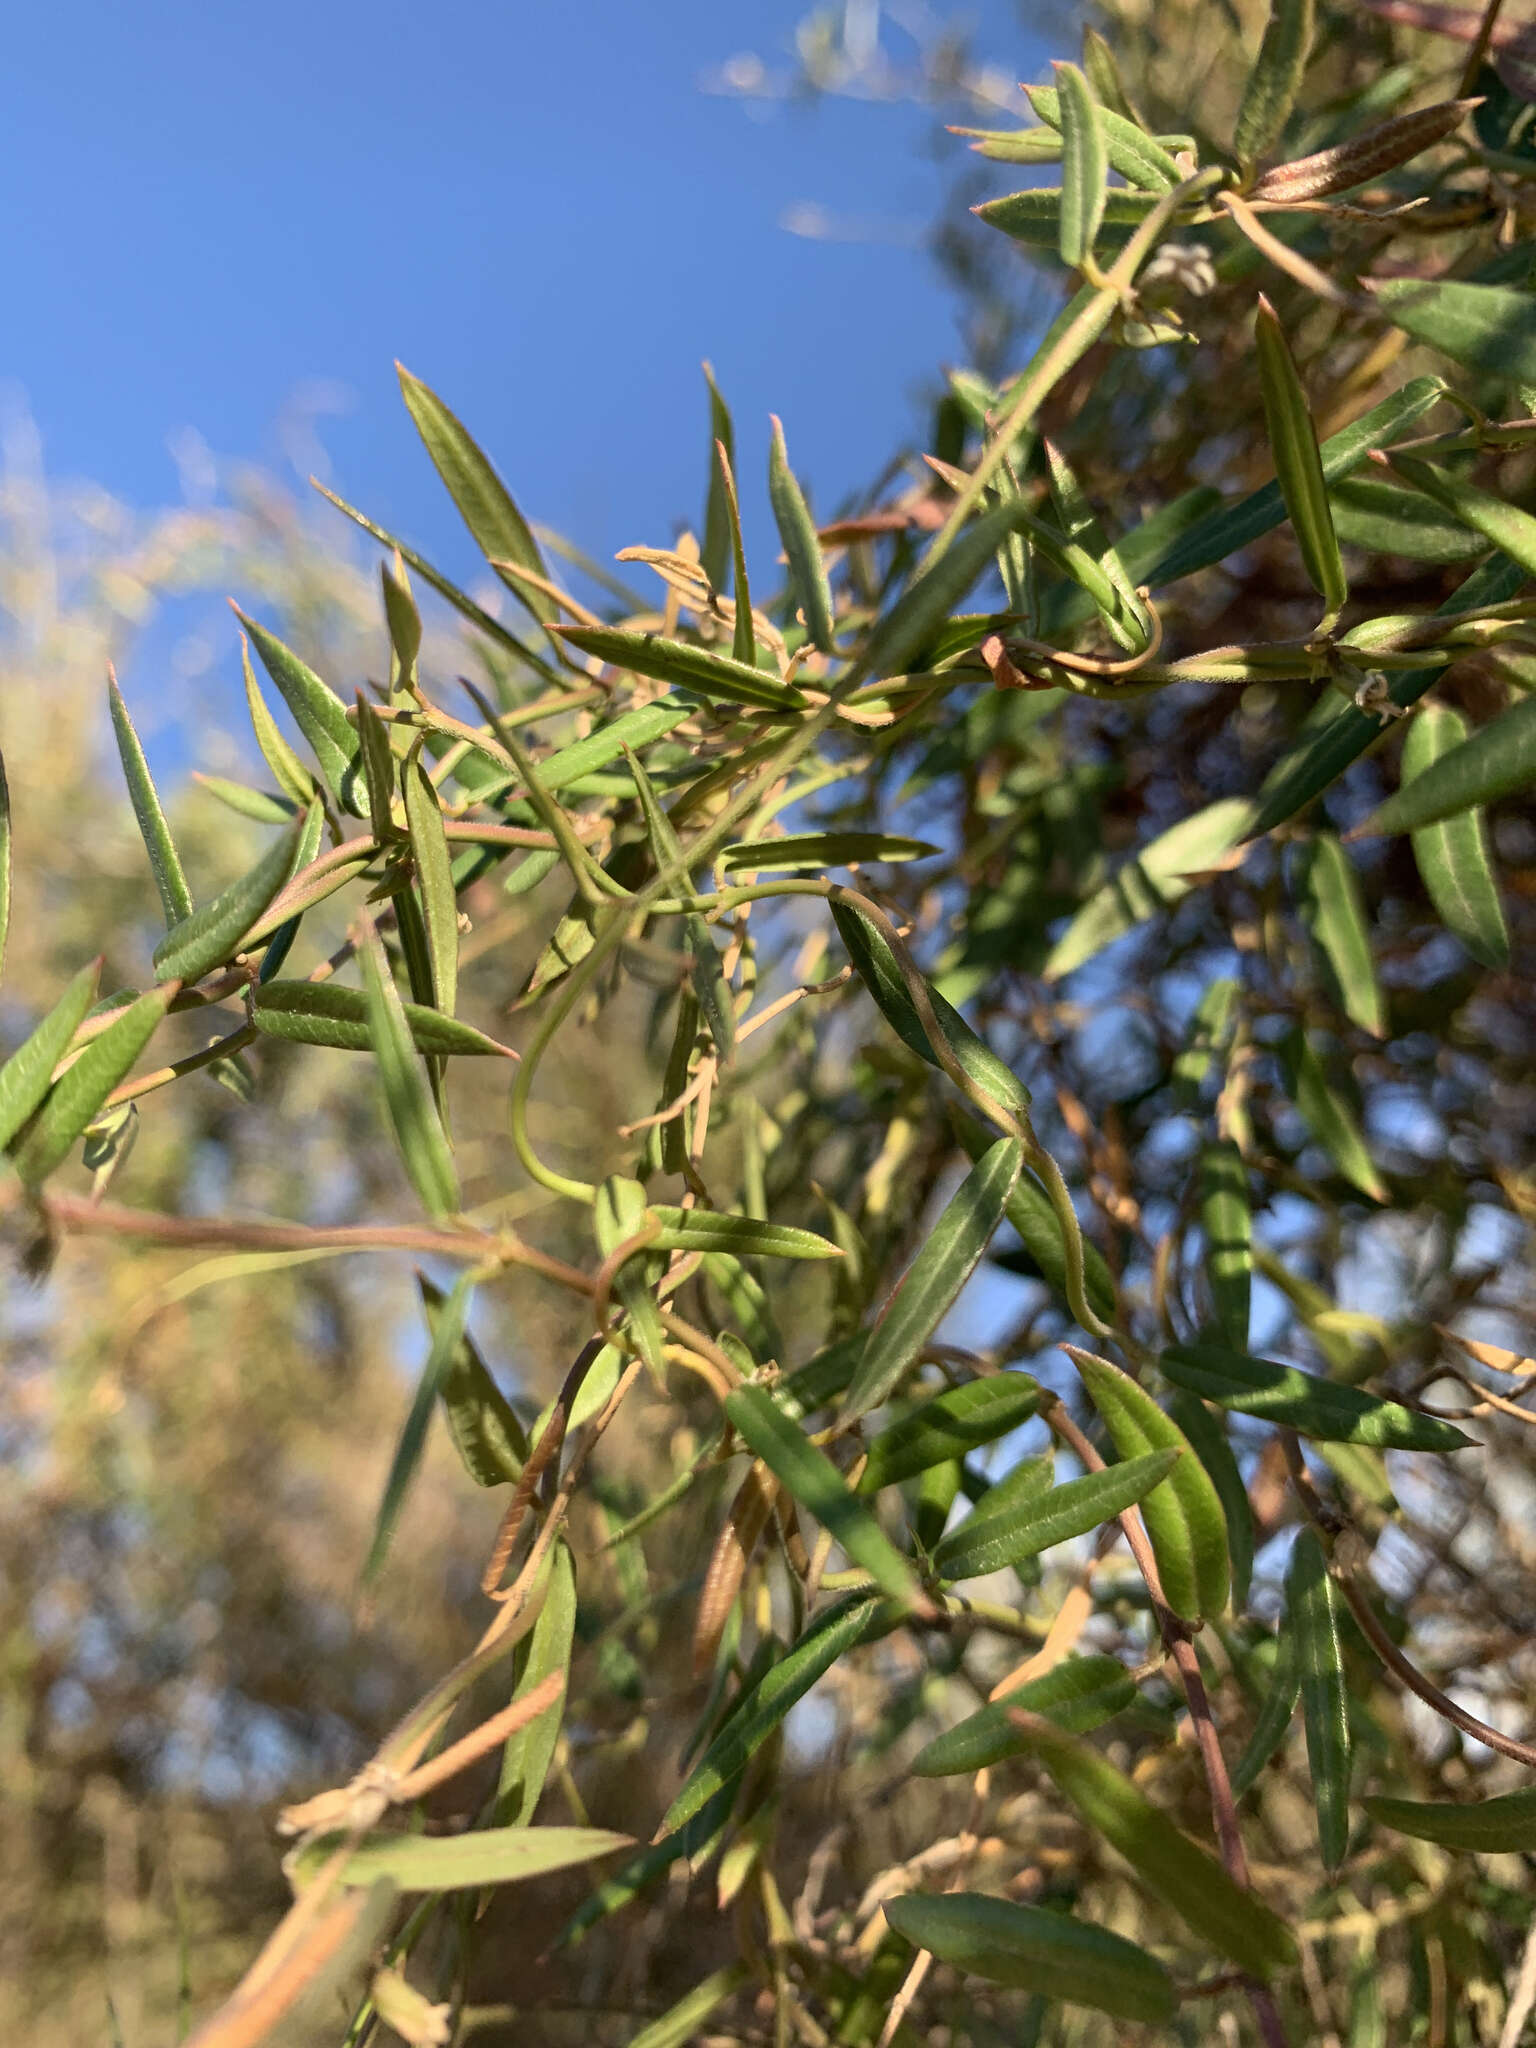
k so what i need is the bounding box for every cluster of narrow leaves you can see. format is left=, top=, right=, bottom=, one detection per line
left=5, top=2, right=1536, bottom=2042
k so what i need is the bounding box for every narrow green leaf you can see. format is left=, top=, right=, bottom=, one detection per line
left=109, top=672, right=194, bottom=927
left=1167, top=1391, right=1254, bottom=1612
left=720, top=832, right=939, bottom=873
left=293, top=1823, right=629, bottom=1893
left=700, top=361, right=737, bottom=594
left=884, top=1893, right=1176, bottom=2025
left=709, top=439, right=755, bottom=668
left=975, top=185, right=1158, bottom=249
left=1158, top=1343, right=1472, bottom=1451
left=768, top=414, right=835, bottom=655
left=1007, top=1717, right=1298, bottom=1978
left=626, top=1964, right=753, bottom=2048
left=958, top=1115, right=1118, bottom=1322
left=151, top=816, right=305, bottom=986
left=1024, top=82, right=1181, bottom=190
left=0, top=959, right=102, bottom=1152
left=1329, top=475, right=1486, bottom=563
left=662, top=1591, right=900, bottom=1832
left=1081, top=23, right=1145, bottom=125
left=1146, top=377, right=1443, bottom=595
left=360, top=923, right=459, bottom=1218
left=1173, top=976, right=1239, bottom=1099
left=845, top=1140, right=1025, bottom=1420
left=236, top=609, right=365, bottom=813
left=1401, top=703, right=1508, bottom=968
left=253, top=981, right=515, bottom=1058
left=857, top=498, right=1050, bottom=685
left=12, top=983, right=175, bottom=1184
left=1043, top=799, right=1254, bottom=980
left=381, top=550, right=422, bottom=694
left=1255, top=296, right=1347, bottom=613
left=497, top=1541, right=577, bottom=1825
left=551, top=625, right=805, bottom=712
left=1280, top=1030, right=1386, bottom=1201
left=1201, top=1140, right=1252, bottom=1349
left=1359, top=686, right=1536, bottom=838
left=1230, top=1630, right=1300, bottom=1796
left=1383, top=450, right=1536, bottom=580
left=1364, top=1787, right=1536, bottom=1853
left=1294, top=832, right=1386, bottom=1038
left=832, top=898, right=1030, bottom=1119
left=858, top=1374, right=1043, bottom=1493
left=240, top=636, right=318, bottom=808
left=421, top=1272, right=525, bottom=1487
left=535, top=700, right=695, bottom=791
left=1288, top=1527, right=1352, bottom=1871
left=353, top=689, right=398, bottom=826
left=397, top=363, right=555, bottom=625
left=1233, top=0, right=1316, bottom=163
left=645, top=1208, right=840, bottom=1260
left=1054, top=62, right=1108, bottom=269
left=361, top=1271, right=471, bottom=1589
left=1067, top=1347, right=1230, bottom=1622
left=193, top=774, right=298, bottom=825
left=725, top=1385, right=931, bottom=1614
left=1041, top=437, right=1152, bottom=652
left=403, top=745, right=458, bottom=1016
left=257, top=798, right=325, bottom=983
left=1249, top=550, right=1525, bottom=837
left=912, top=1654, right=1139, bottom=1776
left=1367, top=276, right=1536, bottom=388
left=933, top=1449, right=1178, bottom=1583
left=688, top=916, right=735, bottom=1062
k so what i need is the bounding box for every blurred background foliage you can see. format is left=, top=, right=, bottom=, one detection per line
left=2, top=1, right=1535, bottom=2044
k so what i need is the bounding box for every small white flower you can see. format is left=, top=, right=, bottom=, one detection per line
left=1351, top=671, right=1408, bottom=725
left=1137, top=242, right=1217, bottom=299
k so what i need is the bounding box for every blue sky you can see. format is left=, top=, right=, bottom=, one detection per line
left=3, top=1, right=1049, bottom=592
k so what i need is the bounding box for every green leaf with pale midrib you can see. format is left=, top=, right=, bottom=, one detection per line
left=1365, top=1787, right=1536, bottom=1852
left=1356, top=689, right=1536, bottom=836
left=0, top=960, right=102, bottom=1154
left=12, top=984, right=176, bottom=1185
left=253, top=981, right=514, bottom=1058
left=151, top=817, right=305, bottom=986
left=109, top=674, right=194, bottom=928
left=1159, top=1343, right=1472, bottom=1451
left=1288, top=1527, right=1351, bottom=1871
left=858, top=1374, right=1042, bottom=1493
left=1401, top=702, right=1508, bottom=968
left=911, top=1654, right=1138, bottom=1775
left=551, top=626, right=806, bottom=712
left=933, top=1449, right=1178, bottom=1582
left=291, top=1823, right=630, bottom=1892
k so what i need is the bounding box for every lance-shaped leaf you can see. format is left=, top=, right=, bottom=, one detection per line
left=1288, top=1527, right=1351, bottom=1871
left=662, top=1591, right=900, bottom=1831
left=1329, top=475, right=1486, bottom=564
left=360, top=922, right=459, bottom=1219
left=1401, top=703, right=1508, bottom=968
left=0, top=959, right=102, bottom=1153
left=236, top=609, right=365, bottom=812
left=421, top=1273, right=525, bottom=1487
left=1233, top=0, right=1315, bottom=163
left=626, top=1964, right=753, bottom=2048
left=688, top=917, right=735, bottom=1062
left=1294, top=832, right=1385, bottom=1037
left=1007, top=1716, right=1297, bottom=1978
left=1367, top=276, right=1536, bottom=388
left=975, top=186, right=1158, bottom=249
left=151, top=815, right=305, bottom=986
left=1382, top=450, right=1536, bottom=580
left=724, top=1385, right=931, bottom=1614
left=1173, top=976, right=1239, bottom=1099
left=832, top=898, right=1030, bottom=1119
left=550, top=625, right=805, bottom=712
left=240, top=636, right=318, bottom=808
left=1168, top=1391, right=1254, bottom=1612
left=403, top=745, right=458, bottom=1016
left=397, top=364, right=555, bottom=625
left=1054, top=61, right=1108, bottom=269
left=1044, top=799, right=1255, bottom=981
left=845, top=1140, right=1024, bottom=1420
left=1255, top=296, right=1347, bottom=614
left=912, top=1654, right=1139, bottom=1776
left=1146, top=377, right=1443, bottom=596
left=1364, top=1787, right=1536, bottom=1853
left=645, top=1208, right=840, bottom=1260
left=1362, top=696, right=1536, bottom=849
left=352, top=689, right=398, bottom=825
left=700, top=362, right=737, bottom=593
left=253, top=981, right=515, bottom=1058
left=1253, top=97, right=1478, bottom=203
left=768, top=415, right=835, bottom=655
left=1158, top=1343, right=1472, bottom=1452
left=1201, top=1139, right=1252, bottom=1349
left=933, top=1449, right=1178, bottom=1583
left=721, top=832, right=939, bottom=873
left=382, top=550, right=422, bottom=693
left=706, top=439, right=754, bottom=668
left=497, top=1542, right=577, bottom=1825
left=884, top=1893, right=1176, bottom=2025
left=958, top=1116, right=1118, bottom=1321
left=857, top=497, right=1046, bottom=684
left=1024, top=82, right=1181, bottom=190
left=194, top=775, right=298, bottom=825
left=362, top=1272, right=472, bottom=1589
left=1250, top=549, right=1526, bottom=836
left=858, top=1373, right=1043, bottom=1493
left=12, top=983, right=176, bottom=1185
left=108, top=672, right=194, bottom=927
left=292, top=1823, right=629, bottom=1893
left=1067, top=1348, right=1230, bottom=1621
left=1042, top=438, right=1152, bottom=652
left=1281, top=1029, right=1386, bottom=1202
left=531, top=699, right=694, bottom=791
left=1230, top=1629, right=1300, bottom=1796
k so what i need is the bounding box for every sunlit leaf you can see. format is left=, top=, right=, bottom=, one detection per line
left=1255, top=296, right=1347, bottom=614
left=932, top=1449, right=1178, bottom=1583
left=236, top=609, right=365, bottom=813
left=857, top=498, right=1047, bottom=685
left=1251, top=97, right=1475, bottom=202
left=151, top=815, right=305, bottom=987
left=1280, top=1029, right=1386, bottom=1201
left=645, top=1208, right=840, bottom=1260
left=361, top=1272, right=472, bottom=1590
left=1329, top=476, right=1486, bottom=564
left=1024, top=81, right=1181, bottom=190
left=1233, top=0, right=1315, bottom=163
left=253, top=981, right=515, bottom=1058
left=699, top=362, right=737, bottom=594
left=1044, top=799, right=1254, bottom=980
left=497, top=1542, right=577, bottom=1826
left=1054, top=61, right=1108, bottom=270
left=292, top=1823, right=630, bottom=1893
left=1288, top=1527, right=1352, bottom=1871
left=1067, top=1347, right=1230, bottom=1621
left=769, top=414, right=835, bottom=655
left=551, top=626, right=804, bottom=712
left=911, top=1654, right=1139, bottom=1775
left=12, top=983, right=176, bottom=1185
left=1294, top=832, right=1386, bottom=1037
left=720, top=832, right=939, bottom=873
left=1201, top=1139, right=1252, bottom=1348
left=1158, top=1343, right=1472, bottom=1451
left=975, top=186, right=1159, bottom=249
left=845, top=1139, right=1024, bottom=1420
left=1401, top=702, right=1508, bottom=968
left=193, top=773, right=299, bottom=825
left=1367, top=276, right=1536, bottom=388
left=857, top=1373, right=1043, bottom=1493
left=1382, top=450, right=1536, bottom=579
left=0, top=959, right=102, bottom=1153
left=1364, top=1787, right=1536, bottom=1852
left=422, top=1272, right=525, bottom=1487
left=1167, top=1390, right=1254, bottom=1612
left=108, top=672, right=194, bottom=927
left=403, top=744, right=458, bottom=1017
left=360, top=923, right=459, bottom=1218
left=1357, top=686, right=1536, bottom=838
left=884, top=1892, right=1176, bottom=2025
